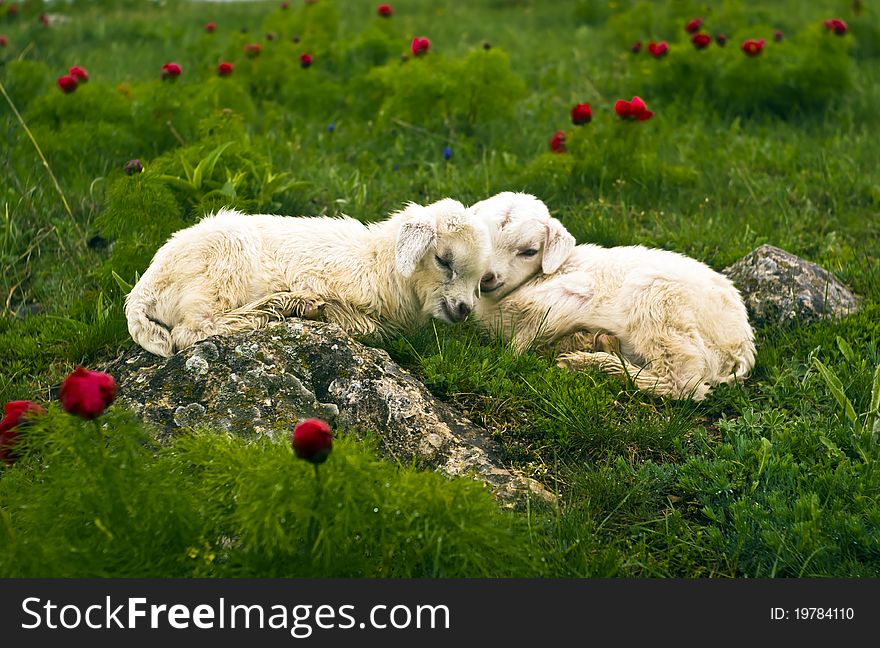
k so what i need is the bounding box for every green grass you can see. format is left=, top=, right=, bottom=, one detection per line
left=1, top=0, right=878, bottom=577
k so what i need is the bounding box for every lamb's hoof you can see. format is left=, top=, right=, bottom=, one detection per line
left=556, top=352, right=580, bottom=370
left=297, top=300, right=326, bottom=320
left=285, top=299, right=327, bottom=320
left=595, top=333, right=621, bottom=354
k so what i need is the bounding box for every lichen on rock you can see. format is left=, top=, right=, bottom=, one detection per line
left=723, top=244, right=859, bottom=325
left=104, top=319, right=549, bottom=504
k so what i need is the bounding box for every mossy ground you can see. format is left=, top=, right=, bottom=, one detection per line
left=0, top=0, right=878, bottom=577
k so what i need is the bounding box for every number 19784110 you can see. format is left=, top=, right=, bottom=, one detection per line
left=771, top=607, right=855, bottom=620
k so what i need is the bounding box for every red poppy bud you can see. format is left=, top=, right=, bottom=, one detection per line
left=715, top=33, right=727, bottom=47
left=741, top=38, right=765, bottom=56
left=647, top=41, right=669, bottom=58
left=291, top=418, right=333, bottom=464
left=377, top=3, right=393, bottom=17
left=39, top=13, right=49, bottom=27
left=217, top=61, right=234, bottom=76
left=300, top=52, right=313, bottom=68
left=549, top=130, right=566, bottom=154
left=685, top=17, right=703, bottom=34
left=0, top=36, right=7, bottom=47
left=57, top=75, right=78, bottom=94
left=205, top=22, right=216, bottom=33
left=630, top=41, right=642, bottom=53
left=411, top=36, right=430, bottom=56
left=244, top=43, right=262, bottom=58
left=59, top=368, right=117, bottom=420
left=691, top=33, right=711, bottom=49
left=0, top=400, right=45, bottom=466
left=824, top=18, right=847, bottom=35
left=773, top=30, right=783, bottom=42
left=69, top=66, right=89, bottom=83
left=570, top=103, right=592, bottom=125
left=161, top=62, right=182, bottom=80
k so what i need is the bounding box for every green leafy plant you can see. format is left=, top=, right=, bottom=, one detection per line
left=812, top=336, right=880, bottom=450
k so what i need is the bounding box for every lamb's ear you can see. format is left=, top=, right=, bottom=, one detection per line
left=395, top=207, right=437, bottom=278
left=542, top=217, right=575, bottom=274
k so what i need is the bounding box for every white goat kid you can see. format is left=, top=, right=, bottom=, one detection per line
left=126, top=199, right=490, bottom=357
left=472, top=192, right=756, bottom=401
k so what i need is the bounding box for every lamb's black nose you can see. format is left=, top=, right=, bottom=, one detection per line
left=456, top=302, right=472, bottom=321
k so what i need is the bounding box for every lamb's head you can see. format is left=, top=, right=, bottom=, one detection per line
left=395, top=198, right=491, bottom=324
left=468, top=192, right=575, bottom=301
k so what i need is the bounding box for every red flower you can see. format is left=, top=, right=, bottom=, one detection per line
left=741, top=38, right=765, bottom=56
left=685, top=17, right=704, bottom=34
left=691, top=33, right=711, bottom=49
left=615, top=96, right=654, bottom=121
left=217, top=61, right=234, bottom=76
left=647, top=41, right=669, bottom=58
left=300, top=52, right=313, bottom=68
left=244, top=43, right=262, bottom=58
left=715, top=33, right=727, bottom=47
left=824, top=19, right=848, bottom=36
left=0, top=401, right=45, bottom=466
left=377, top=3, right=393, bottom=17
left=0, top=35, right=8, bottom=47
left=161, top=62, right=182, bottom=80
left=59, top=368, right=117, bottom=420
left=630, top=41, right=642, bottom=53
left=411, top=36, right=430, bottom=56
left=291, top=418, right=333, bottom=464
left=281, top=2, right=290, bottom=9
left=57, top=75, right=78, bottom=94
left=205, top=22, right=216, bottom=33
left=570, top=103, right=592, bottom=125
left=39, top=13, right=49, bottom=27
left=549, top=130, right=566, bottom=153
left=69, top=66, right=89, bottom=83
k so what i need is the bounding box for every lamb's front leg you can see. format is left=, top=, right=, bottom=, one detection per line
left=553, top=330, right=621, bottom=355
left=556, top=351, right=681, bottom=398
left=319, top=302, right=381, bottom=338
left=216, top=291, right=327, bottom=333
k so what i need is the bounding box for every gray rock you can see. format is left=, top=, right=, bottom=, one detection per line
left=104, top=319, right=549, bottom=504
left=723, top=244, right=859, bottom=325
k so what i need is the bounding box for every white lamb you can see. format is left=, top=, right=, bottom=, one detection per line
left=471, top=192, right=756, bottom=400
left=126, top=199, right=491, bottom=357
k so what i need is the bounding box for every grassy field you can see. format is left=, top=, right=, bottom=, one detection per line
left=0, top=0, right=878, bottom=577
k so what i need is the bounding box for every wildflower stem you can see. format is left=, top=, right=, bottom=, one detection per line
left=306, top=464, right=323, bottom=558
left=0, top=79, right=77, bottom=226
left=166, top=120, right=187, bottom=146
